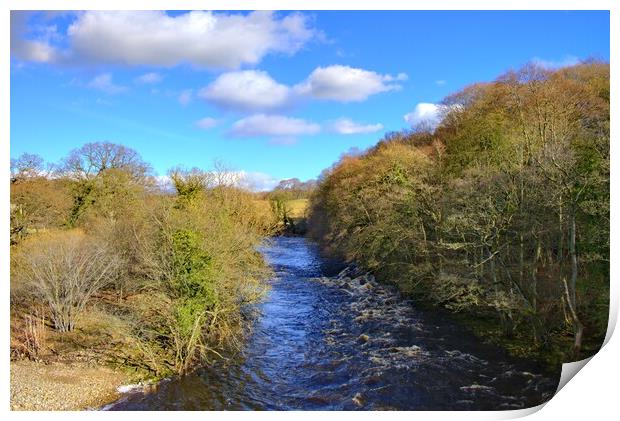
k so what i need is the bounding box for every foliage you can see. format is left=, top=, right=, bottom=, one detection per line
left=309, top=61, right=609, bottom=363
left=10, top=143, right=275, bottom=377
left=10, top=177, right=72, bottom=244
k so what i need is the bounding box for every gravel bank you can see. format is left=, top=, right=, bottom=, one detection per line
left=10, top=360, right=130, bottom=411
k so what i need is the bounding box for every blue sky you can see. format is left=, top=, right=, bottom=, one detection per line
left=10, top=10, right=609, bottom=190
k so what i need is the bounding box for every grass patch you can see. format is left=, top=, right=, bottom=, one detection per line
left=285, top=199, right=308, bottom=218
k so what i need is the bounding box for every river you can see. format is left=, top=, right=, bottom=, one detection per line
left=108, top=236, right=560, bottom=410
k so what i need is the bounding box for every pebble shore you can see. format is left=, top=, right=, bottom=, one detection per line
left=10, top=360, right=129, bottom=411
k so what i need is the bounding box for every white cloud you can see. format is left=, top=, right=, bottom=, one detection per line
left=213, top=170, right=280, bottom=191
left=87, top=73, right=127, bottom=94
left=531, top=55, right=580, bottom=69
left=12, top=39, right=57, bottom=63
left=200, top=66, right=406, bottom=112
left=404, top=103, right=443, bottom=129
left=199, top=70, right=291, bottom=111
left=135, top=72, right=162, bottom=84
left=295, top=65, right=407, bottom=102
left=229, top=114, right=320, bottom=141
left=435, top=80, right=446, bottom=86
left=65, top=11, right=317, bottom=69
left=237, top=171, right=280, bottom=191
left=195, top=117, right=219, bottom=130
left=328, top=118, right=383, bottom=135
left=178, top=89, right=193, bottom=105
left=11, top=12, right=58, bottom=63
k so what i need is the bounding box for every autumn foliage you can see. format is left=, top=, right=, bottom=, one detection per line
left=309, top=62, right=609, bottom=363
left=10, top=143, right=276, bottom=376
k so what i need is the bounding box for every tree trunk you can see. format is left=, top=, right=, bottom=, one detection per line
left=519, top=233, right=524, bottom=285
left=569, top=211, right=578, bottom=310
left=531, top=239, right=541, bottom=310
left=565, top=209, right=583, bottom=357
left=558, top=199, right=564, bottom=266
left=489, top=247, right=511, bottom=335
left=563, top=276, right=583, bottom=358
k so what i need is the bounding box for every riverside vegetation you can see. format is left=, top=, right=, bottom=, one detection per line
left=10, top=61, right=609, bottom=402
left=11, top=145, right=279, bottom=380
left=308, top=61, right=610, bottom=365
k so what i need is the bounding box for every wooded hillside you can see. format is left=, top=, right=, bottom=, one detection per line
left=309, top=61, right=610, bottom=364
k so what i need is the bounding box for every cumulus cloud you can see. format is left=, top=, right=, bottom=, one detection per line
left=11, top=11, right=58, bottom=63
left=63, top=11, right=317, bottom=69
left=218, top=170, right=280, bottom=191
left=229, top=114, right=320, bottom=141
left=87, top=73, right=127, bottom=94
left=200, top=65, right=407, bottom=112
left=199, top=70, right=292, bottom=111
left=195, top=117, right=219, bottom=130
left=327, top=118, right=384, bottom=135
left=237, top=171, right=280, bottom=191
left=404, top=103, right=443, bottom=129
left=295, top=65, right=407, bottom=102
left=12, top=38, right=57, bottom=63
left=135, top=72, right=162, bottom=84
left=178, top=89, right=193, bottom=105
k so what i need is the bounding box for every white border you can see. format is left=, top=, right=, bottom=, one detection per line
left=0, top=1, right=616, bottom=11
left=2, top=1, right=616, bottom=420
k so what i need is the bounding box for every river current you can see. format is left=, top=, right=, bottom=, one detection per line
left=109, top=236, right=560, bottom=410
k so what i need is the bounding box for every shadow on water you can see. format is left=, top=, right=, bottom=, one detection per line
left=109, top=236, right=560, bottom=411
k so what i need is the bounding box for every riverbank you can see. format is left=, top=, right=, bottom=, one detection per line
left=334, top=264, right=580, bottom=371
left=109, top=237, right=558, bottom=410
left=414, top=301, right=570, bottom=370
left=306, top=257, right=575, bottom=372
left=10, top=360, right=130, bottom=411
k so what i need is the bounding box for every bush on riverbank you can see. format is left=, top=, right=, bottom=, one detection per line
left=10, top=143, right=276, bottom=378
left=308, top=61, right=609, bottom=365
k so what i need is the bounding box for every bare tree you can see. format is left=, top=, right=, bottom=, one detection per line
left=16, top=231, right=122, bottom=332
left=59, top=142, right=152, bottom=225
left=61, top=142, right=151, bottom=181
left=211, top=160, right=237, bottom=188
left=10, top=153, right=45, bottom=182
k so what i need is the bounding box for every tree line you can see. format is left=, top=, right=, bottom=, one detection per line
left=308, top=61, right=609, bottom=364
left=10, top=143, right=278, bottom=377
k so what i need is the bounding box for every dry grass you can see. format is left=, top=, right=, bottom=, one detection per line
left=11, top=308, right=47, bottom=360
left=285, top=199, right=308, bottom=218
left=255, top=198, right=308, bottom=219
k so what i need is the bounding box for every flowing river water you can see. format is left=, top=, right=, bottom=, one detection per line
left=109, top=236, right=560, bottom=410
